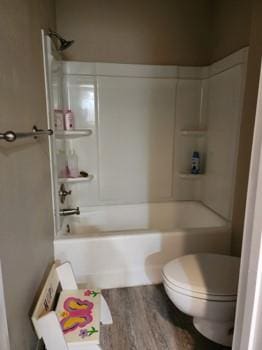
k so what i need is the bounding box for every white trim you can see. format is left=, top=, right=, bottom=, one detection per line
left=62, top=47, right=248, bottom=79
left=233, top=60, right=262, bottom=350
left=41, top=29, right=61, bottom=234
left=0, top=261, right=10, bottom=350
left=209, top=47, right=249, bottom=76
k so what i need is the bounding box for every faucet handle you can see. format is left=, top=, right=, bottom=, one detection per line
left=59, top=183, right=72, bottom=204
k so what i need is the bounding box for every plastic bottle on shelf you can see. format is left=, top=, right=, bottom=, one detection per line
left=54, top=109, right=64, bottom=130
left=191, top=151, right=200, bottom=174
left=64, top=109, right=75, bottom=130
left=67, top=149, right=79, bottom=178
left=57, top=150, right=67, bottom=178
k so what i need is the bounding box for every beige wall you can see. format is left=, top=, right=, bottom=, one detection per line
left=231, top=0, right=262, bottom=256
left=56, top=0, right=254, bottom=66
left=211, top=0, right=252, bottom=62
left=56, top=0, right=211, bottom=65
left=0, top=1, right=55, bottom=349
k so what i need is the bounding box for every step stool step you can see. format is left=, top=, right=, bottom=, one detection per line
left=56, top=289, right=101, bottom=346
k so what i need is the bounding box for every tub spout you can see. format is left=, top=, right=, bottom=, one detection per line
left=59, top=207, right=80, bottom=216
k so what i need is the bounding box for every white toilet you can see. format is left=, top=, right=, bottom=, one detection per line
left=162, top=253, right=240, bottom=346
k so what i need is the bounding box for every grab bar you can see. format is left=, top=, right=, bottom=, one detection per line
left=0, top=125, right=53, bottom=142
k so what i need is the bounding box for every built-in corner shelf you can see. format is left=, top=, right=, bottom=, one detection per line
left=58, top=175, right=94, bottom=184
left=55, top=129, right=92, bottom=139
left=180, top=129, right=207, bottom=136
left=179, top=173, right=205, bottom=180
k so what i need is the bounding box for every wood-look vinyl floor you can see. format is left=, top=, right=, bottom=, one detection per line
left=101, top=285, right=231, bottom=350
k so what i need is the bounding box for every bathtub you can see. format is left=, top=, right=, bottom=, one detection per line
left=54, top=201, right=231, bottom=289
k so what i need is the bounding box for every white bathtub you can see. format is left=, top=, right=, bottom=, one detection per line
left=54, top=201, right=231, bottom=289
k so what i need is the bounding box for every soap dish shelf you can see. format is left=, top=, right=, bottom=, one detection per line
left=179, top=173, right=204, bottom=179
left=58, top=175, right=94, bottom=184
left=55, top=129, right=92, bottom=139
left=180, top=129, right=207, bottom=136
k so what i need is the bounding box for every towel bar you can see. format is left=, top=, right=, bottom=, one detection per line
left=0, top=125, right=53, bottom=142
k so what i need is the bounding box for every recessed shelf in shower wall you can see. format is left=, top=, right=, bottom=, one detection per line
left=180, top=129, right=207, bottom=136
left=55, top=129, right=93, bottom=139
left=58, top=175, right=94, bottom=184
left=178, top=173, right=205, bottom=179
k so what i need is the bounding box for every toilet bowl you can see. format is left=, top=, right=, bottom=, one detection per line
left=162, top=254, right=240, bottom=347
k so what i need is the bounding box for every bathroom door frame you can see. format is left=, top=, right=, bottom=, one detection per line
left=232, top=60, right=262, bottom=350
left=0, top=261, right=10, bottom=350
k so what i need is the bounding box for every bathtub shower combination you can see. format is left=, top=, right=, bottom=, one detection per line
left=43, top=34, right=247, bottom=289
left=55, top=201, right=230, bottom=288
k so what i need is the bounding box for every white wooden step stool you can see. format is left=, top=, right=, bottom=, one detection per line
left=31, top=262, right=112, bottom=350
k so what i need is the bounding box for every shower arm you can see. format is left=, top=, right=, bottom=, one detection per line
left=48, top=30, right=62, bottom=40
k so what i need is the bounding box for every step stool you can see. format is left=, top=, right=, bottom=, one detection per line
left=32, top=262, right=112, bottom=350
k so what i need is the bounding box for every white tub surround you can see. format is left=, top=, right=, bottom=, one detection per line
left=57, top=48, right=248, bottom=225
left=55, top=201, right=230, bottom=289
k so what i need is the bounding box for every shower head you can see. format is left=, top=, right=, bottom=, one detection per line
left=48, top=29, right=74, bottom=51
left=59, top=37, right=74, bottom=51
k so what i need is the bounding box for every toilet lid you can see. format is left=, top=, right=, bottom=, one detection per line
left=163, top=254, right=240, bottom=297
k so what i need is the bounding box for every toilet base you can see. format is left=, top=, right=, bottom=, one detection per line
left=193, top=317, right=234, bottom=347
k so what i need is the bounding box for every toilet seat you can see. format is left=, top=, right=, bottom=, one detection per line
left=162, top=254, right=240, bottom=302
left=163, top=274, right=237, bottom=301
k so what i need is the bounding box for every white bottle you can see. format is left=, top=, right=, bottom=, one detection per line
left=54, top=109, right=64, bottom=130
left=67, top=150, right=79, bottom=178
left=57, top=150, right=67, bottom=178
left=64, top=110, right=75, bottom=130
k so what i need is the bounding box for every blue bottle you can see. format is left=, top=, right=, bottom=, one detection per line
left=191, top=151, right=200, bottom=174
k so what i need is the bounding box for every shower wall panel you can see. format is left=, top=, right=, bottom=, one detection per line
left=97, top=76, right=176, bottom=203
left=203, top=64, right=246, bottom=219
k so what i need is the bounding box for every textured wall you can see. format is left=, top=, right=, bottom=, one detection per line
left=211, top=0, right=252, bottom=62
left=0, top=1, right=55, bottom=349
left=55, top=0, right=253, bottom=66
left=55, top=0, right=211, bottom=65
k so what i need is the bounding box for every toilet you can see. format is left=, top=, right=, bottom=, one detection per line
left=162, top=253, right=240, bottom=346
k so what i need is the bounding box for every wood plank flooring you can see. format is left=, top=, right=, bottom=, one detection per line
left=101, top=285, right=231, bottom=350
